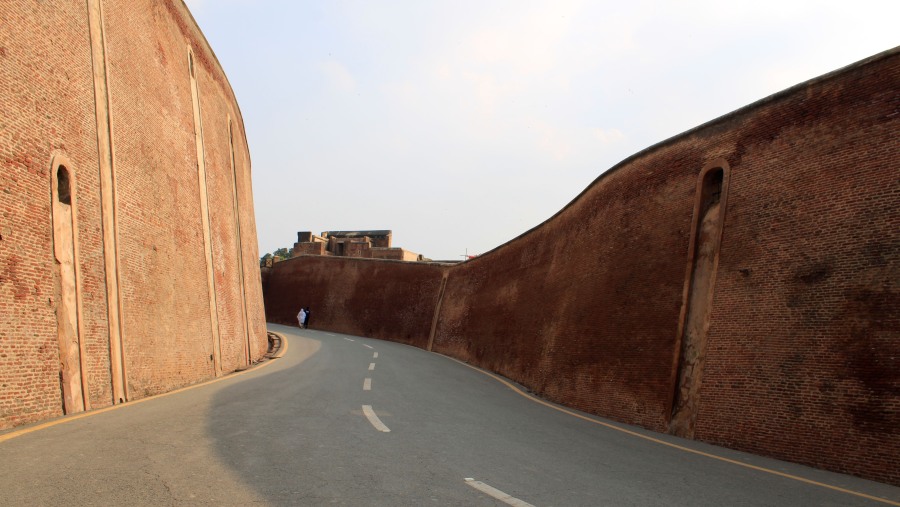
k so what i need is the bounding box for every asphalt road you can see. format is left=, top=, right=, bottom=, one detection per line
left=0, top=323, right=898, bottom=506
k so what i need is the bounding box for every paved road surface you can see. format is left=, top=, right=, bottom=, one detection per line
left=1, top=324, right=898, bottom=506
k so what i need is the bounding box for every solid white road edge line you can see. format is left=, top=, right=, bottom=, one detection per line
left=369, top=363, right=375, bottom=371
left=362, top=405, right=390, bottom=432
left=464, top=479, right=535, bottom=507
left=363, top=378, right=372, bottom=391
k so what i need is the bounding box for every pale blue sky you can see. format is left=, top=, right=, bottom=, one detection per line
left=185, top=0, right=898, bottom=261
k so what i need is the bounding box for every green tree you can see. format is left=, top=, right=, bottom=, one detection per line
left=260, top=247, right=292, bottom=265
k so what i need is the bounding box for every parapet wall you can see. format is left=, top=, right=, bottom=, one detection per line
left=0, top=1, right=267, bottom=428
left=265, top=48, right=899, bottom=485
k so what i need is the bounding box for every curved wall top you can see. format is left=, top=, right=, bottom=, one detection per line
left=470, top=46, right=899, bottom=265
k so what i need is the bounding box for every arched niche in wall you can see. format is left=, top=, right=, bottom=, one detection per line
left=50, top=154, right=89, bottom=414
left=670, top=159, right=730, bottom=438
left=227, top=115, right=252, bottom=366
left=188, top=45, right=224, bottom=376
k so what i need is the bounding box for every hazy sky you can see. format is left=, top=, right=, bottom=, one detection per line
left=184, top=0, right=898, bottom=261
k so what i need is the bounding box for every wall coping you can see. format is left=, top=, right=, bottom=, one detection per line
left=176, top=0, right=252, bottom=171
left=467, top=45, right=900, bottom=264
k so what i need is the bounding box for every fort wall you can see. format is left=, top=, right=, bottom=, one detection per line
left=264, top=48, right=899, bottom=484
left=0, top=0, right=267, bottom=427
left=266, top=256, right=446, bottom=348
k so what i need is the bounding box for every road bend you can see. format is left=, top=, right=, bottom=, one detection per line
left=0, top=323, right=898, bottom=506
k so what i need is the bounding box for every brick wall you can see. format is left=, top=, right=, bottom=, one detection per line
left=1, top=1, right=105, bottom=427
left=691, top=52, right=900, bottom=483
left=0, top=0, right=267, bottom=428
left=433, top=156, right=696, bottom=431
left=265, top=256, right=446, bottom=348
left=263, top=48, right=899, bottom=484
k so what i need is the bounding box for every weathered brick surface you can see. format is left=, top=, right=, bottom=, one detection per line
left=0, top=1, right=266, bottom=428
left=434, top=157, right=696, bottom=431
left=692, top=52, right=900, bottom=484
left=265, top=256, right=446, bottom=348
left=264, top=48, right=899, bottom=484
left=0, top=1, right=107, bottom=426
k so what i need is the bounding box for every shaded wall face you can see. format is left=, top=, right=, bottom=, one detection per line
left=692, top=57, right=900, bottom=484
left=433, top=161, right=697, bottom=431
left=264, top=257, right=445, bottom=348
left=264, top=52, right=899, bottom=485
left=438, top=53, right=900, bottom=482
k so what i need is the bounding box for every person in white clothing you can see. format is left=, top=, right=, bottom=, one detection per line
left=297, top=308, right=306, bottom=328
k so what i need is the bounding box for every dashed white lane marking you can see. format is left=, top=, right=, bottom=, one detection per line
left=327, top=333, right=336, bottom=336
left=362, top=344, right=374, bottom=349
left=362, top=405, right=390, bottom=432
left=343, top=337, right=355, bottom=342
left=363, top=378, right=372, bottom=391
left=368, top=363, right=375, bottom=371
left=373, top=352, right=378, bottom=359
left=464, top=479, right=534, bottom=507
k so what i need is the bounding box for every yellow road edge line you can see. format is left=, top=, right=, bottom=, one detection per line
left=0, top=333, right=290, bottom=444
left=446, top=356, right=900, bottom=507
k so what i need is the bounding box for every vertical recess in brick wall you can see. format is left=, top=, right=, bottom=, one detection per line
left=50, top=157, right=89, bottom=413
left=86, top=0, right=128, bottom=403
left=188, top=47, right=223, bottom=376
left=669, top=160, right=730, bottom=438
left=427, top=271, right=450, bottom=351
left=227, top=117, right=251, bottom=366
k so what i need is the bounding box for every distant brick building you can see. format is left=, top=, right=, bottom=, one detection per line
left=293, top=230, right=428, bottom=261
left=0, top=0, right=267, bottom=429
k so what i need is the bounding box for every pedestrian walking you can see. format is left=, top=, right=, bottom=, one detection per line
left=303, top=307, right=311, bottom=329
left=297, top=307, right=306, bottom=328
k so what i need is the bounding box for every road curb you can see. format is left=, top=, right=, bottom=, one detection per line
left=266, top=331, right=286, bottom=359
left=0, top=333, right=290, bottom=444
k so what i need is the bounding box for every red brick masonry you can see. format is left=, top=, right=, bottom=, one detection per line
left=265, top=48, right=900, bottom=485
left=1, top=1, right=267, bottom=429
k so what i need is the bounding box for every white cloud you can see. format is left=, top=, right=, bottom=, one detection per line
left=533, top=120, right=574, bottom=161
left=320, top=59, right=356, bottom=93
left=461, top=70, right=516, bottom=116
left=593, top=128, right=625, bottom=145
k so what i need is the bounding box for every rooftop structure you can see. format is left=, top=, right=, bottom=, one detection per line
left=293, top=230, right=428, bottom=261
